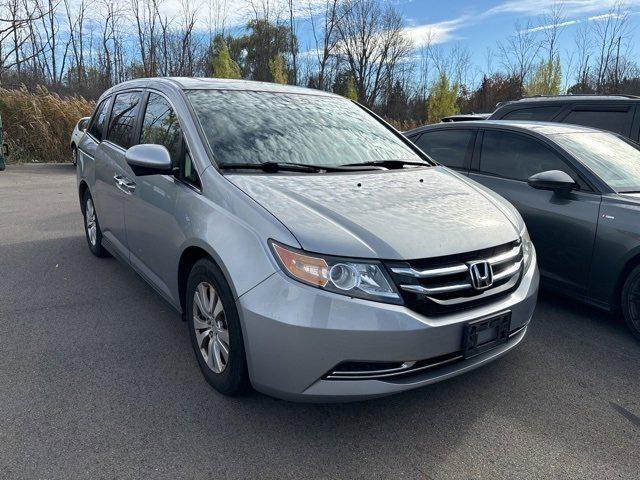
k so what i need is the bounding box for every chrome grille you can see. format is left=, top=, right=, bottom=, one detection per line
left=386, top=240, right=523, bottom=315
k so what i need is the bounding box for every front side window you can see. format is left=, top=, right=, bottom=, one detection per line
left=480, top=130, right=571, bottom=181
left=186, top=90, right=423, bottom=168
left=552, top=131, right=640, bottom=193
left=88, top=99, right=109, bottom=141
left=140, top=92, right=184, bottom=168
left=107, top=92, right=143, bottom=149
left=414, top=129, right=475, bottom=169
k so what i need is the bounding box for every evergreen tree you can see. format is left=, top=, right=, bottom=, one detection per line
left=211, top=41, right=241, bottom=79
left=427, top=73, right=459, bottom=123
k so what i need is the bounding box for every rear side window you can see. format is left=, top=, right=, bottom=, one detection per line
left=107, top=92, right=143, bottom=149
left=414, top=129, right=475, bottom=169
left=501, top=106, right=562, bottom=121
left=480, top=130, right=571, bottom=181
left=140, top=92, right=184, bottom=168
left=87, top=99, right=109, bottom=141
left=561, top=108, right=632, bottom=136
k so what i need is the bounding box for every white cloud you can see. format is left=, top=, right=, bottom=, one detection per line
left=403, top=17, right=469, bottom=47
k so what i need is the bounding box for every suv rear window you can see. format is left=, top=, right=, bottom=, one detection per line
left=561, top=108, right=632, bottom=136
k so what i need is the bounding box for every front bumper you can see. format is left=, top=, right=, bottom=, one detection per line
left=237, top=253, right=539, bottom=402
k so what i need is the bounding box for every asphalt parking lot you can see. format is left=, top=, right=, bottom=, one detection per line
left=1, top=164, right=639, bottom=480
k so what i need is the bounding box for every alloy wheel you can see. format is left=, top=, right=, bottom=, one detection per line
left=85, top=198, right=97, bottom=246
left=626, top=275, right=640, bottom=331
left=193, top=281, right=230, bottom=373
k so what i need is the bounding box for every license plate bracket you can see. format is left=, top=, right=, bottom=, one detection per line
left=463, top=311, right=511, bottom=359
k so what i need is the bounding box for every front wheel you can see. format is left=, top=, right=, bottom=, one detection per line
left=621, top=265, right=640, bottom=341
left=186, top=258, right=249, bottom=395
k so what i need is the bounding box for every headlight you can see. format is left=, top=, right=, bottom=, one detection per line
left=521, top=227, right=534, bottom=272
left=270, top=241, right=402, bottom=304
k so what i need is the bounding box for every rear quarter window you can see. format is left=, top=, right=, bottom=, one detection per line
left=414, top=129, right=475, bottom=169
left=500, top=105, right=563, bottom=121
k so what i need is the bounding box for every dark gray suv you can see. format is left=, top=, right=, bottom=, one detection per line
left=489, top=95, right=640, bottom=142
left=406, top=120, right=640, bottom=340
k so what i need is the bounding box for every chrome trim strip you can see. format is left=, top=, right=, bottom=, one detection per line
left=330, top=361, right=416, bottom=376
left=493, top=260, right=522, bottom=281
left=488, top=245, right=521, bottom=266
left=326, top=356, right=464, bottom=380
left=391, top=264, right=468, bottom=278
left=400, top=282, right=471, bottom=295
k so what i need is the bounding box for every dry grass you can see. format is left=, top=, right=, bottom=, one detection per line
left=0, top=85, right=94, bottom=164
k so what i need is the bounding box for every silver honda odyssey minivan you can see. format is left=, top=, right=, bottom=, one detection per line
left=76, top=78, right=539, bottom=402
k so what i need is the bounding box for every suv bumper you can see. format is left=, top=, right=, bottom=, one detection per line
left=238, top=253, right=539, bottom=402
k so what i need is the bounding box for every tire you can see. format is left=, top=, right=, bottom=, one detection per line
left=186, top=258, right=249, bottom=395
left=621, top=264, right=640, bottom=341
left=71, top=145, right=78, bottom=166
left=82, top=190, right=109, bottom=258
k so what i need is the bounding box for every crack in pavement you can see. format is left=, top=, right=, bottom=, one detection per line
left=610, top=402, right=640, bottom=428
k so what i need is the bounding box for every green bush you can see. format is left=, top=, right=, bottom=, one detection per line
left=0, top=86, right=94, bottom=164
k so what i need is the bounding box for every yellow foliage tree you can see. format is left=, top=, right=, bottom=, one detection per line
left=269, top=56, right=288, bottom=84
left=526, top=58, right=562, bottom=97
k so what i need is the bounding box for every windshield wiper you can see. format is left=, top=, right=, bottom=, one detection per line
left=341, top=159, right=431, bottom=169
left=221, top=161, right=379, bottom=173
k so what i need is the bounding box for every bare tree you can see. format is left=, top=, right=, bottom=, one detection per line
left=497, top=21, right=542, bottom=94
left=307, top=0, right=343, bottom=90
left=592, top=1, right=630, bottom=93
left=336, top=0, right=411, bottom=106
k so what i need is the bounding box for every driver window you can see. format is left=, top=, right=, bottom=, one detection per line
left=140, top=92, right=185, bottom=170
left=480, top=130, right=573, bottom=182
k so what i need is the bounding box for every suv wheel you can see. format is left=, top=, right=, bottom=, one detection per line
left=82, top=190, right=109, bottom=257
left=621, top=264, right=640, bottom=341
left=186, top=258, right=249, bottom=395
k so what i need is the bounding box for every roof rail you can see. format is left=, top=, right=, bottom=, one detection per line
left=517, top=93, right=640, bottom=100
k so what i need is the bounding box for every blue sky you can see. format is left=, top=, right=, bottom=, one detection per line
left=285, top=0, right=640, bottom=82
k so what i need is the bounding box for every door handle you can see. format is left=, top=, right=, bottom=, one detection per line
left=113, top=174, right=136, bottom=194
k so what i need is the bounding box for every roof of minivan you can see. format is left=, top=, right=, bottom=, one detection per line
left=406, top=120, right=605, bottom=137
left=104, top=77, right=340, bottom=97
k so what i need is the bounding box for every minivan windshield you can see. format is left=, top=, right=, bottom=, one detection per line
left=552, top=131, right=640, bottom=193
left=186, top=90, right=426, bottom=169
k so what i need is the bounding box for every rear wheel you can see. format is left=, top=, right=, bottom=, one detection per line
left=82, top=190, right=109, bottom=257
left=621, top=265, right=640, bottom=341
left=186, top=258, right=249, bottom=395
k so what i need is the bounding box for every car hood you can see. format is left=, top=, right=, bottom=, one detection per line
left=227, top=166, right=520, bottom=260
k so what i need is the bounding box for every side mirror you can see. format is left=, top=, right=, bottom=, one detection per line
left=125, top=144, right=172, bottom=176
left=527, top=170, right=577, bottom=194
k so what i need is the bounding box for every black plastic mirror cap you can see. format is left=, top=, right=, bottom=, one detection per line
left=527, top=170, right=577, bottom=193
left=125, top=144, right=172, bottom=176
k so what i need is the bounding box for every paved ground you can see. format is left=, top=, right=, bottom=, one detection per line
left=1, top=164, right=639, bottom=480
